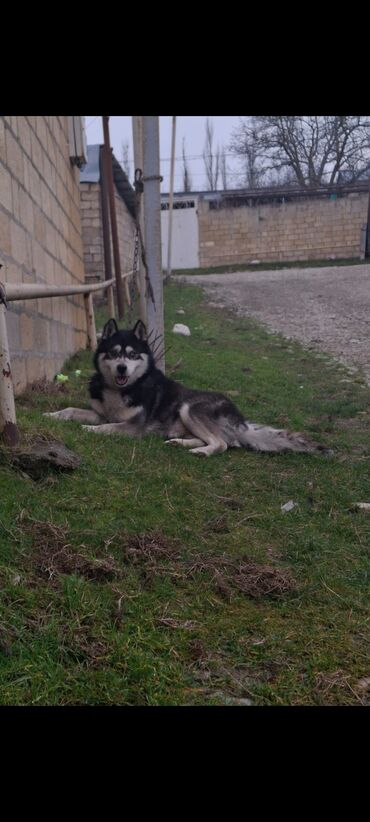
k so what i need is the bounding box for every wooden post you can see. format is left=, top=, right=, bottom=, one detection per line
left=132, top=116, right=147, bottom=324
left=0, top=304, right=19, bottom=446
left=84, top=293, right=97, bottom=350
left=166, top=115, right=176, bottom=281
left=99, top=145, right=115, bottom=318
left=107, top=285, right=115, bottom=317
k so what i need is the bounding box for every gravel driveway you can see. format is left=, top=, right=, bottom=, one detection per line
left=180, top=264, right=370, bottom=383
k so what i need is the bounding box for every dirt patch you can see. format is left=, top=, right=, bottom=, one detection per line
left=121, top=533, right=296, bottom=600
left=121, top=532, right=181, bottom=565
left=180, top=264, right=370, bottom=383
left=314, top=669, right=366, bottom=705
left=187, top=642, right=281, bottom=701
left=187, top=553, right=297, bottom=601
left=19, top=516, right=123, bottom=586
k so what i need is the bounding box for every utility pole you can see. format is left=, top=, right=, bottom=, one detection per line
left=102, top=116, right=125, bottom=320
left=165, top=115, right=176, bottom=282
left=142, top=116, right=165, bottom=372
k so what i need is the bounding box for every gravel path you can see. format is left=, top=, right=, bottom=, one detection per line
left=180, top=264, right=370, bottom=382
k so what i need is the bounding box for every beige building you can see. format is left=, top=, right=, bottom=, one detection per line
left=161, top=183, right=370, bottom=269
left=0, top=115, right=88, bottom=395
left=80, top=144, right=136, bottom=286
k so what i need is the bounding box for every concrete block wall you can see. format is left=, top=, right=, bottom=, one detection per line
left=80, top=180, right=136, bottom=284
left=198, top=192, right=369, bottom=267
left=0, top=115, right=87, bottom=395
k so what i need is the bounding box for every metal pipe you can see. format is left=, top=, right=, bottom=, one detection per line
left=3, top=275, right=132, bottom=302
left=166, top=116, right=176, bottom=280
left=102, top=116, right=125, bottom=321
left=0, top=304, right=19, bottom=445
left=142, top=116, right=165, bottom=372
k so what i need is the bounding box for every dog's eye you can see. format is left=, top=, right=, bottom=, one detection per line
left=127, top=351, right=137, bottom=359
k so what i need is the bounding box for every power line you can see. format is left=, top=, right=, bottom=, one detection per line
left=118, top=152, right=238, bottom=164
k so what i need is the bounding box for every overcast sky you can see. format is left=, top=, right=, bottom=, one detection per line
left=85, top=116, right=243, bottom=192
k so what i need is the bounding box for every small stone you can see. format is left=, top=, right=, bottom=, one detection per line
left=281, top=500, right=298, bottom=513
left=172, top=323, right=191, bottom=336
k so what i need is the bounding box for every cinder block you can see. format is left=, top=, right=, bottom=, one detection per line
left=20, top=312, right=34, bottom=349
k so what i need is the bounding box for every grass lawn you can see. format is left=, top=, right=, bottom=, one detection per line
left=173, top=257, right=370, bottom=277
left=0, top=281, right=370, bottom=706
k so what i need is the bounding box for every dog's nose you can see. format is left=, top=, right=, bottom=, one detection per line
left=117, top=364, right=127, bottom=375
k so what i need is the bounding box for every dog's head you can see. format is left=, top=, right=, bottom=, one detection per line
left=94, top=319, right=153, bottom=389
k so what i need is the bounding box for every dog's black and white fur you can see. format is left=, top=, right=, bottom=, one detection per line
left=45, top=319, right=328, bottom=457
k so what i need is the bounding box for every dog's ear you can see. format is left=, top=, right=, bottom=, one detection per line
left=102, top=319, right=118, bottom=339
left=132, top=319, right=147, bottom=341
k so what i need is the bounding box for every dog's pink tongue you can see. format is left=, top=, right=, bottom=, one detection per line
left=116, top=376, right=127, bottom=386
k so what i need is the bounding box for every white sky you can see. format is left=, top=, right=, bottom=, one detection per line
left=85, top=116, right=243, bottom=192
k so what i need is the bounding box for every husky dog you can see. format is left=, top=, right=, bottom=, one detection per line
left=44, top=319, right=328, bottom=457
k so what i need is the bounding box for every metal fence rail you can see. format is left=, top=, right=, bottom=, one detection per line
left=0, top=271, right=133, bottom=446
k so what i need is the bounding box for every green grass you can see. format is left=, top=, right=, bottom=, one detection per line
left=1, top=282, right=370, bottom=705
left=173, top=257, right=370, bottom=277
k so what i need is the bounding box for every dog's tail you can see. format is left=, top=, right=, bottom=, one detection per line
left=236, top=421, right=330, bottom=454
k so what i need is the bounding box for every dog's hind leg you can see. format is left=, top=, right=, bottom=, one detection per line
left=179, top=403, right=228, bottom=457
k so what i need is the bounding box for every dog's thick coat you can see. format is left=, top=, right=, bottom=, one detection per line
left=45, top=319, right=327, bottom=457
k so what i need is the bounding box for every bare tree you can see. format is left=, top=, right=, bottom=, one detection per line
left=121, top=139, right=131, bottom=180
left=203, top=118, right=220, bottom=190
left=220, top=145, right=228, bottom=190
left=182, top=137, right=192, bottom=192
left=229, top=116, right=370, bottom=188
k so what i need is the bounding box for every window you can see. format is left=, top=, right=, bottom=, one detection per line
left=161, top=200, right=195, bottom=211
left=68, top=116, right=88, bottom=168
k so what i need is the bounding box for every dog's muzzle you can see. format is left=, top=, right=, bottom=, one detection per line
left=116, top=365, right=128, bottom=387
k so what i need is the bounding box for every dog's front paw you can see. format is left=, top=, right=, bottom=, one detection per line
left=43, top=408, right=74, bottom=421
left=82, top=425, right=100, bottom=433
left=43, top=410, right=66, bottom=419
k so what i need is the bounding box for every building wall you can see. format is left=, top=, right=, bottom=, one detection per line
left=80, top=182, right=136, bottom=283
left=80, top=182, right=104, bottom=282
left=0, top=115, right=87, bottom=395
left=161, top=201, right=199, bottom=269
left=197, top=192, right=369, bottom=267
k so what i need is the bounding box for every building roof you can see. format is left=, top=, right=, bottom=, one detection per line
left=80, top=144, right=136, bottom=220
left=80, top=144, right=101, bottom=183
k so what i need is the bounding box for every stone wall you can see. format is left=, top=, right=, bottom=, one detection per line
left=80, top=180, right=136, bottom=284
left=198, top=192, right=368, bottom=267
left=0, top=115, right=87, bottom=395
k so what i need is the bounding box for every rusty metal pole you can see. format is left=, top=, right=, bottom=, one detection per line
left=102, top=116, right=125, bottom=320
left=132, top=116, right=147, bottom=325
left=99, top=146, right=115, bottom=318
left=0, top=302, right=19, bottom=446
